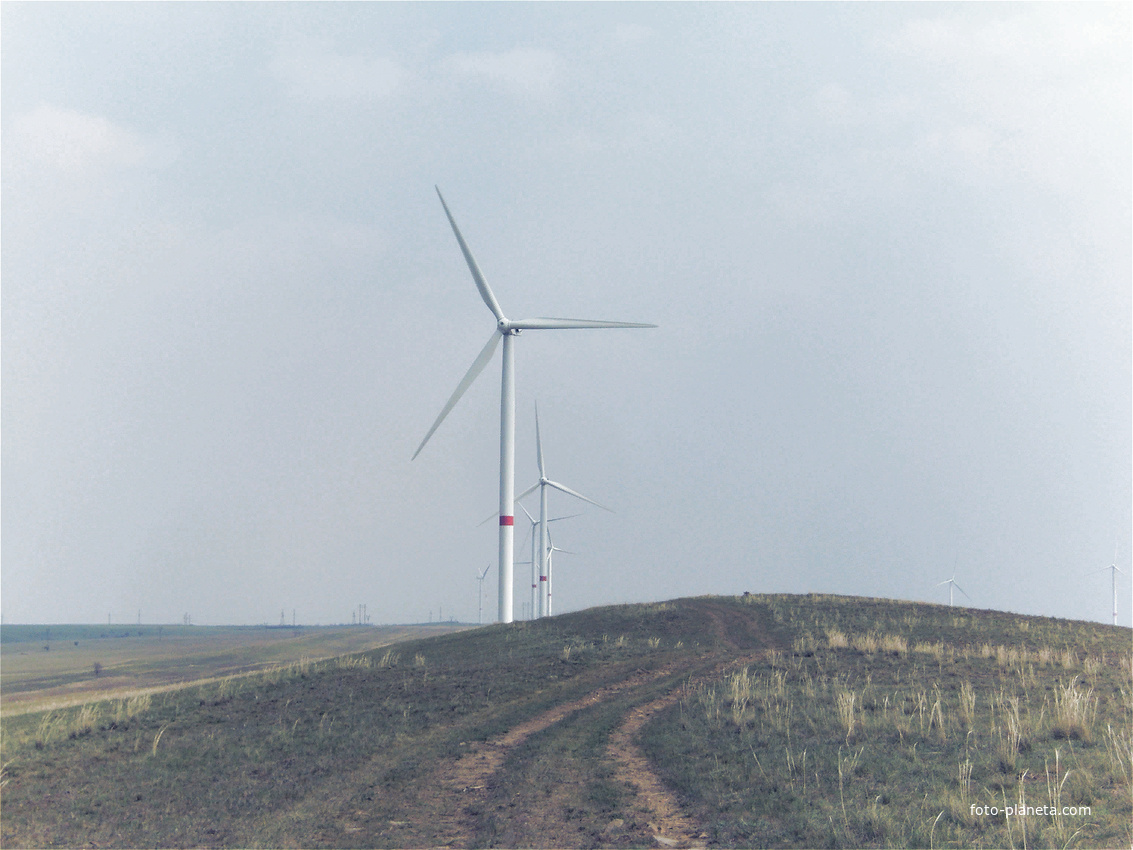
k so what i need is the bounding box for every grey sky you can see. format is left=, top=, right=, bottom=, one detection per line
left=2, top=3, right=1129, bottom=627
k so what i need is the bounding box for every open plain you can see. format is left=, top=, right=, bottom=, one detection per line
left=0, top=623, right=467, bottom=717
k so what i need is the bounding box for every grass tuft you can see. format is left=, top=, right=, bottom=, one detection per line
left=1050, top=676, right=1098, bottom=742
left=150, top=725, right=168, bottom=757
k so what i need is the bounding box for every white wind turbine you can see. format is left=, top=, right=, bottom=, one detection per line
left=544, top=524, right=577, bottom=617
left=1091, top=539, right=1124, bottom=626
left=934, top=573, right=970, bottom=607
left=413, top=188, right=655, bottom=623
left=515, top=402, right=612, bottom=618
left=514, top=503, right=580, bottom=620
left=476, top=563, right=491, bottom=626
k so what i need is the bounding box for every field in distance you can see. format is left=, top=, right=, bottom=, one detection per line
left=2, top=594, right=1130, bottom=849
left=1, top=622, right=469, bottom=716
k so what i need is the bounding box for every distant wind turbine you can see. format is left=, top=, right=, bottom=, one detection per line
left=513, top=502, right=580, bottom=620
left=1091, top=540, right=1124, bottom=626
left=413, top=188, right=655, bottom=624
left=544, top=524, right=577, bottom=617
left=476, top=563, right=491, bottom=626
left=515, top=402, right=612, bottom=618
left=934, top=574, right=970, bottom=607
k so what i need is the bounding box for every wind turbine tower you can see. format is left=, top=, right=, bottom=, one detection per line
left=413, top=189, right=655, bottom=623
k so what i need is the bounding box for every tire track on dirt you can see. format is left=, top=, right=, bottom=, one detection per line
left=604, top=600, right=782, bottom=847
left=273, top=600, right=781, bottom=848
left=427, top=660, right=694, bottom=848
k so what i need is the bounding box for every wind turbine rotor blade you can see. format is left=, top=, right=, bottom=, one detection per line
left=413, top=330, right=502, bottom=460
left=517, top=505, right=536, bottom=548
left=544, top=527, right=577, bottom=555
left=548, top=513, right=584, bottom=523
left=515, top=482, right=540, bottom=503
left=933, top=580, right=950, bottom=588
left=535, top=401, right=545, bottom=478
left=510, top=317, right=657, bottom=330
left=953, top=582, right=971, bottom=600
left=435, top=187, right=505, bottom=323
left=545, top=479, right=613, bottom=512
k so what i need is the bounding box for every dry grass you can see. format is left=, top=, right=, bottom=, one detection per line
left=1050, top=676, right=1097, bottom=742
left=1104, top=719, right=1133, bottom=798
left=71, top=704, right=100, bottom=737
left=150, top=725, right=168, bottom=757
left=335, top=653, right=373, bottom=670
left=851, top=632, right=879, bottom=654
left=959, top=680, right=976, bottom=729
left=994, top=692, right=1025, bottom=771
left=879, top=633, right=908, bottom=656
left=826, top=629, right=849, bottom=649
left=653, top=595, right=1132, bottom=849
left=836, top=689, right=857, bottom=742
left=914, top=640, right=946, bottom=662
left=378, top=649, right=400, bottom=668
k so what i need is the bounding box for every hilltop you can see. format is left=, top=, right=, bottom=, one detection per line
left=1, top=594, right=1130, bottom=848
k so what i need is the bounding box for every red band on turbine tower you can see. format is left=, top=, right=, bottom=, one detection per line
left=499, top=516, right=514, bottom=526
left=540, top=576, right=548, bottom=582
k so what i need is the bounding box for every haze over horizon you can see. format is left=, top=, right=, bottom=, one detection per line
left=2, top=4, right=1130, bottom=627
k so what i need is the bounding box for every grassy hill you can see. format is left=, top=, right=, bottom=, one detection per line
left=1, top=595, right=1129, bottom=849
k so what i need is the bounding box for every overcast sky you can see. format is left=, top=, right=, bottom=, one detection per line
left=3, top=3, right=1129, bottom=627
